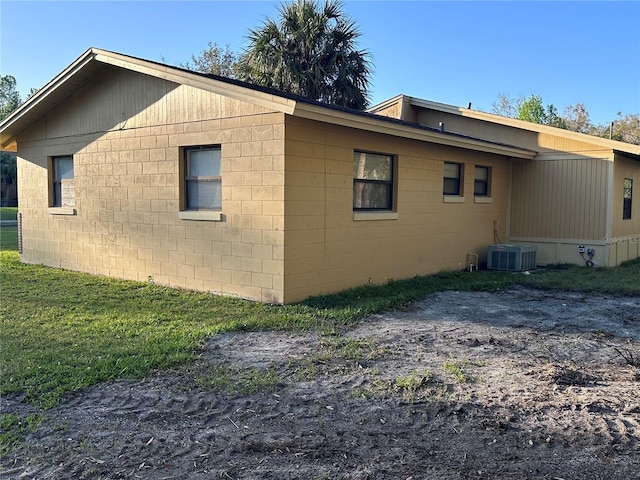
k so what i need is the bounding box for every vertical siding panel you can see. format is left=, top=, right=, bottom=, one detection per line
left=550, top=161, right=560, bottom=238
left=569, top=160, right=578, bottom=239
left=559, top=161, right=568, bottom=238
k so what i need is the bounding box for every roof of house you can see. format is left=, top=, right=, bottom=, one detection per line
left=369, top=95, right=640, bottom=159
left=0, top=47, right=535, bottom=159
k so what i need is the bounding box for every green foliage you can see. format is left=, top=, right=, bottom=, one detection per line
left=1, top=152, right=16, bottom=185
left=493, top=93, right=639, bottom=145
left=181, top=42, right=240, bottom=78
left=516, top=94, right=566, bottom=128
left=0, top=75, right=21, bottom=120
left=237, top=0, right=372, bottom=110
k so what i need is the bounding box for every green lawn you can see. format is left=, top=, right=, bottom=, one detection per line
left=1, top=224, right=638, bottom=408
left=0, top=207, right=18, bottom=221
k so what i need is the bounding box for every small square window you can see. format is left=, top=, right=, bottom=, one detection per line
left=474, top=166, right=491, bottom=197
left=623, top=178, right=632, bottom=220
left=183, top=146, right=222, bottom=211
left=51, top=156, right=74, bottom=207
left=353, top=151, right=394, bottom=211
left=443, top=162, right=463, bottom=196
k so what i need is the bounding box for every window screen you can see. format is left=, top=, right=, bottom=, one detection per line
left=184, top=147, right=222, bottom=210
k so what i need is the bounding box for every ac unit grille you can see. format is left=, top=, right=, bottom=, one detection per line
left=487, top=244, right=537, bottom=271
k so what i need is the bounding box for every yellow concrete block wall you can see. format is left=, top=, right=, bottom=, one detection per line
left=16, top=70, right=286, bottom=303
left=282, top=117, right=510, bottom=303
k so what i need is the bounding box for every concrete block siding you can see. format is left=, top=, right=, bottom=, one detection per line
left=17, top=69, right=286, bottom=303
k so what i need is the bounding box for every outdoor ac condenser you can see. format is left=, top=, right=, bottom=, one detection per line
left=487, top=244, right=537, bottom=271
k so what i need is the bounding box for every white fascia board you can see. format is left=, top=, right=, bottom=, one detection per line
left=93, top=50, right=297, bottom=115
left=292, top=102, right=536, bottom=160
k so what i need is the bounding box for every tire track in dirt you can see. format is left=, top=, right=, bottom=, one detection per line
left=2, top=287, right=639, bottom=479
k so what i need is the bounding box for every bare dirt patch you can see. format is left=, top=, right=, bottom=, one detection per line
left=2, top=287, right=639, bottom=479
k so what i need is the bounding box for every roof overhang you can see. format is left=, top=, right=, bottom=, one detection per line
left=0, top=48, right=296, bottom=151
left=294, top=102, right=535, bottom=159
left=387, top=96, right=640, bottom=158
left=1, top=48, right=534, bottom=159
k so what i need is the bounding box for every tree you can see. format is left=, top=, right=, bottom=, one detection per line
left=1, top=75, right=22, bottom=120
left=491, top=93, right=521, bottom=118
left=181, top=42, right=240, bottom=78
left=515, top=94, right=546, bottom=124
left=0, top=151, right=17, bottom=206
left=593, top=113, right=640, bottom=145
left=492, top=93, right=566, bottom=128
left=562, top=103, right=592, bottom=134
left=1, top=75, right=23, bottom=206
left=237, top=0, right=372, bottom=110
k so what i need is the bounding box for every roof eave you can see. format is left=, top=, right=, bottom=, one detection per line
left=0, top=48, right=298, bottom=151
left=91, top=49, right=297, bottom=115
left=293, top=102, right=536, bottom=160
left=406, top=97, right=640, bottom=156
left=0, top=48, right=98, bottom=150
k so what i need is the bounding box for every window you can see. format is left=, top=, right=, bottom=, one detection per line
left=51, top=156, right=74, bottom=207
left=474, top=166, right=490, bottom=197
left=443, top=162, right=463, bottom=196
left=623, top=178, right=632, bottom=220
left=353, top=151, right=394, bottom=210
left=183, top=146, right=222, bottom=211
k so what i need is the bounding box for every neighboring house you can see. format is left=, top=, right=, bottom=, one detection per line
left=1, top=48, right=639, bottom=303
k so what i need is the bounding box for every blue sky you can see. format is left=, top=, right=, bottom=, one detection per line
left=1, top=1, right=639, bottom=125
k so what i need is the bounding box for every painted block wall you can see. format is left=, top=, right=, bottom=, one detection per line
left=281, top=116, right=510, bottom=303
left=16, top=66, right=287, bottom=303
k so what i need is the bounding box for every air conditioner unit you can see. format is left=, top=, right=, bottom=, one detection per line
left=487, top=244, right=537, bottom=271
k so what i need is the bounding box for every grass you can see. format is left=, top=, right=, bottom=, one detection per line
left=1, top=223, right=639, bottom=409
left=196, top=365, right=283, bottom=395
left=443, top=359, right=469, bottom=383
left=0, top=207, right=18, bottom=221
left=0, top=413, right=44, bottom=456
left=0, top=226, right=18, bottom=250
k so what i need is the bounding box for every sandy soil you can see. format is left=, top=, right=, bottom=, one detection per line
left=1, top=286, right=639, bottom=480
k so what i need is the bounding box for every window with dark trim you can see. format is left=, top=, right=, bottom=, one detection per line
left=623, top=178, right=633, bottom=220
left=443, top=162, right=463, bottom=196
left=474, top=165, right=491, bottom=197
left=183, top=146, right=222, bottom=211
left=353, top=151, right=394, bottom=210
left=51, top=155, right=74, bottom=207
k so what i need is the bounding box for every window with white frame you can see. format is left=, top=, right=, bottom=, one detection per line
left=443, top=162, right=463, bottom=196
left=353, top=151, right=394, bottom=211
left=51, top=155, right=74, bottom=207
left=183, top=146, right=222, bottom=211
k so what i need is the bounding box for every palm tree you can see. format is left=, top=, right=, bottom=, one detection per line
left=238, top=0, right=372, bottom=110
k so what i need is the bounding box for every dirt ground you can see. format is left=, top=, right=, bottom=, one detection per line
left=2, top=286, right=639, bottom=480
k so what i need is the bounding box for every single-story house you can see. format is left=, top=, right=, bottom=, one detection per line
left=1, top=48, right=639, bottom=303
